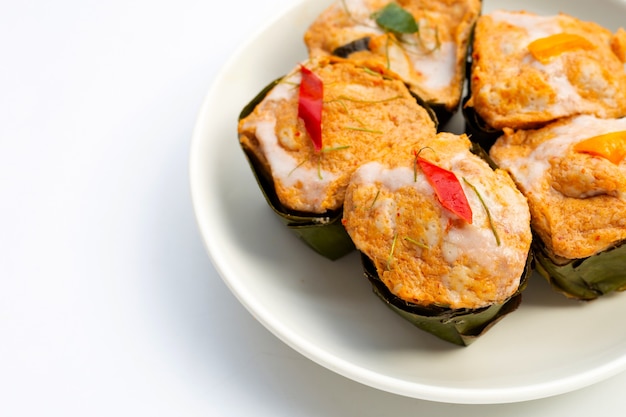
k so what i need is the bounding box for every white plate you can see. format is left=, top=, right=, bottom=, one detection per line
left=190, top=0, right=626, bottom=404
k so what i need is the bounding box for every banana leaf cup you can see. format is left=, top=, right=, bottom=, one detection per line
left=489, top=115, right=626, bottom=301
left=238, top=77, right=354, bottom=260
left=341, top=132, right=534, bottom=346
left=361, top=252, right=532, bottom=346
left=533, top=238, right=626, bottom=301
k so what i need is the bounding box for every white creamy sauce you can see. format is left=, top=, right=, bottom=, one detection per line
left=342, top=0, right=374, bottom=18
left=490, top=10, right=558, bottom=41
left=336, top=0, right=383, bottom=35
left=249, top=118, right=338, bottom=213
left=373, top=197, right=397, bottom=233
left=351, top=162, right=423, bottom=192
left=353, top=24, right=383, bottom=35
left=530, top=58, right=587, bottom=115
left=408, top=41, right=457, bottom=90
left=265, top=72, right=300, bottom=102
left=503, top=115, right=626, bottom=192
left=243, top=68, right=343, bottom=212
left=441, top=219, right=519, bottom=270
left=442, top=155, right=524, bottom=275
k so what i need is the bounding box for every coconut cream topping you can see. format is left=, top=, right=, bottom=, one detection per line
left=251, top=119, right=339, bottom=212
left=396, top=41, right=457, bottom=90
left=333, top=0, right=457, bottom=91
left=490, top=10, right=558, bottom=41
left=343, top=0, right=378, bottom=19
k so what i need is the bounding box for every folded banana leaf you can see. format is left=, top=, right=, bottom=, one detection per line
left=533, top=238, right=626, bottom=301
left=360, top=252, right=532, bottom=346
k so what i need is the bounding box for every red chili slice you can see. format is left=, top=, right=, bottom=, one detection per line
left=417, top=156, right=473, bottom=223
left=298, top=65, right=323, bottom=152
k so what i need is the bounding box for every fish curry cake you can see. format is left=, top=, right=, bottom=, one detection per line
left=490, top=115, right=626, bottom=260
left=304, top=0, right=482, bottom=113
left=343, top=133, right=532, bottom=309
left=466, top=10, right=626, bottom=131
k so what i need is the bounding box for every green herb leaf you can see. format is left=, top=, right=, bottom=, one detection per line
left=344, top=126, right=383, bottom=134
left=369, top=189, right=381, bottom=209
left=372, top=3, right=418, bottom=35
left=463, top=178, right=500, bottom=246
left=321, top=145, right=351, bottom=153
left=404, top=236, right=429, bottom=250
left=386, top=233, right=398, bottom=271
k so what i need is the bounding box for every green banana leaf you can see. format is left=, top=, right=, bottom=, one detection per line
left=361, top=252, right=532, bottom=346
left=533, top=238, right=626, bottom=300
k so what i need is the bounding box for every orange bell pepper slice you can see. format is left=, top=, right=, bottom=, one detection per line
left=528, top=33, right=594, bottom=63
left=573, top=131, right=626, bottom=164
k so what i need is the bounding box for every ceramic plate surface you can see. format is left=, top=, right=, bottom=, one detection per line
left=190, top=0, right=626, bottom=404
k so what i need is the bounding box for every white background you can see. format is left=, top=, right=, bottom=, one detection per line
left=2, top=0, right=626, bottom=415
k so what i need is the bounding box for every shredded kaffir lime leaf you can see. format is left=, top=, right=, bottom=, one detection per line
left=371, top=3, right=418, bottom=35
left=404, top=236, right=429, bottom=250
left=288, top=159, right=307, bottom=177
left=463, top=178, right=500, bottom=246
left=386, top=233, right=399, bottom=270
left=369, top=189, right=381, bottom=209
left=344, top=126, right=383, bottom=134
left=322, top=145, right=351, bottom=152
